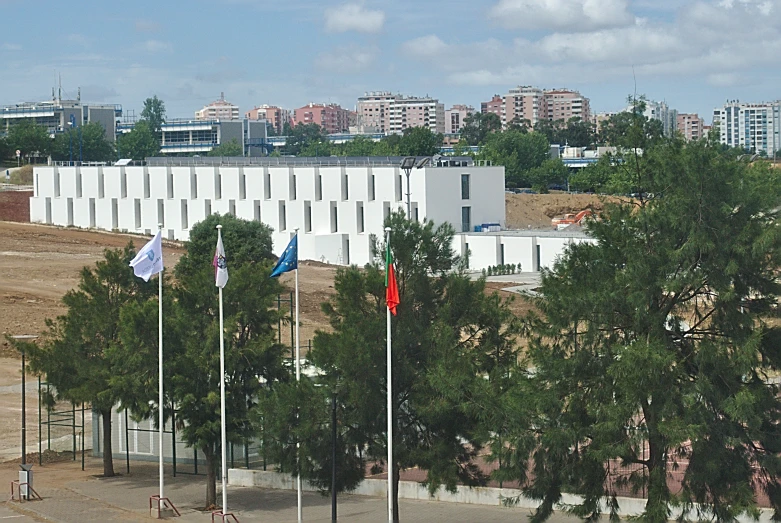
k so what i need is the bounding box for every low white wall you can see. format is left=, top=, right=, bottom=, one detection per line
left=228, top=469, right=777, bottom=522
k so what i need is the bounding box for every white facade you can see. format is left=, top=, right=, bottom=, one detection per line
left=714, top=101, right=781, bottom=154
left=357, top=92, right=446, bottom=135
left=30, top=160, right=505, bottom=266
left=460, top=232, right=596, bottom=273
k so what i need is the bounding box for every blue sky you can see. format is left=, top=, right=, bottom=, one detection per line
left=1, top=0, right=779, bottom=123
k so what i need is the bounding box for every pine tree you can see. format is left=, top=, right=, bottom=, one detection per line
left=505, top=137, right=781, bottom=521
left=269, top=211, right=519, bottom=521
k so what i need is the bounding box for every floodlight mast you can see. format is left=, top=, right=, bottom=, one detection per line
left=400, top=157, right=430, bottom=220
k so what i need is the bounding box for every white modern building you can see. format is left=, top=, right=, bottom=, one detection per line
left=713, top=100, right=781, bottom=154
left=30, top=157, right=505, bottom=266
left=627, top=100, right=678, bottom=137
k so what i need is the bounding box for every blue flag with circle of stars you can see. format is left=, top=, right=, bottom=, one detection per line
left=270, top=235, right=298, bottom=278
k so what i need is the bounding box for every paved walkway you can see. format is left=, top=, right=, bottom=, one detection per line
left=3, top=459, right=580, bottom=522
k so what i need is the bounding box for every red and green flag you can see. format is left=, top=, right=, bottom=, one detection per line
left=385, top=242, right=399, bottom=316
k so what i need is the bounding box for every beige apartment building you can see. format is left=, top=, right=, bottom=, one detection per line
left=676, top=113, right=704, bottom=141
left=245, top=105, right=292, bottom=135
left=357, top=92, right=445, bottom=134
left=195, top=92, right=240, bottom=120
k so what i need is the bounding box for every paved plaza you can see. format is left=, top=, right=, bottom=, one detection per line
left=2, top=458, right=581, bottom=522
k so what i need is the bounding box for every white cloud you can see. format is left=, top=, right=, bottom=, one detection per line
left=316, top=44, right=378, bottom=72
left=141, top=40, right=173, bottom=53
left=1, top=43, right=22, bottom=51
left=324, top=2, right=385, bottom=33
left=401, top=35, right=449, bottom=59
left=489, top=0, right=634, bottom=32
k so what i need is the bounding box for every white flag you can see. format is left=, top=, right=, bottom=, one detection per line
left=129, top=230, right=163, bottom=282
left=213, top=229, right=228, bottom=288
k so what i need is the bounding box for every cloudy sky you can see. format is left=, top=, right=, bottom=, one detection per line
left=0, top=0, right=778, bottom=122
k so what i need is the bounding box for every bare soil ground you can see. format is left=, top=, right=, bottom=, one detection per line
left=505, top=192, right=621, bottom=230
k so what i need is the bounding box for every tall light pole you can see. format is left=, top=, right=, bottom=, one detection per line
left=12, top=335, right=38, bottom=465
left=399, top=157, right=430, bottom=221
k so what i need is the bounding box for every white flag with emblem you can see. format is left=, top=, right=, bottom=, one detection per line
left=214, top=229, right=229, bottom=288
left=129, top=230, right=164, bottom=282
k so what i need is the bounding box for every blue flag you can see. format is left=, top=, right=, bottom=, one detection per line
left=270, top=235, right=298, bottom=277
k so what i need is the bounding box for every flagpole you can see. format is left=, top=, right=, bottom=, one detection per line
left=294, top=229, right=303, bottom=523
left=385, top=227, right=393, bottom=523
left=217, top=225, right=228, bottom=516
left=157, top=224, right=164, bottom=503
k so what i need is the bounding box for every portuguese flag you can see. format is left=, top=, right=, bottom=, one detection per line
left=385, top=241, right=399, bottom=316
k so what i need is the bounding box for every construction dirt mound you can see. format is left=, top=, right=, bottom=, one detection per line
left=505, top=193, right=623, bottom=230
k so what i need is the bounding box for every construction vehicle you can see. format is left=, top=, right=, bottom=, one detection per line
left=551, top=209, right=592, bottom=230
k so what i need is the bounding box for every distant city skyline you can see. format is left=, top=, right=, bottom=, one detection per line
left=1, top=0, right=779, bottom=122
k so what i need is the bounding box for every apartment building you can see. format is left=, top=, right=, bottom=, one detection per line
left=676, top=113, right=704, bottom=141
left=480, top=87, right=591, bottom=128
left=445, top=105, right=475, bottom=134
left=195, top=93, right=240, bottom=121
left=357, top=92, right=445, bottom=135
left=246, top=105, right=291, bottom=135
left=293, top=103, right=352, bottom=134
left=714, top=100, right=781, bottom=154
left=480, top=95, right=504, bottom=122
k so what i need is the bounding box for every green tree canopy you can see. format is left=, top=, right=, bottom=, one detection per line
left=460, top=112, right=502, bottom=146
left=285, top=123, right=329, bottom=156
left=480, top=130, right=550, bottom=187
left=505, top=138, right=781, bottom=522
left=7, top=120, right=51, bottom=160
left=51, top=122, right=115, bottom=163
left=398, top=126, right=443, bottom=156
left=526, top=158, right=568, bottom=193
left=262, top=212, right=519, bottom=520
left=117, top=120, right=160, bottom=161
left=140, top=95, right=166, bottom=134
left=599, top=98, right=664, bottom=149
left=166, top=213, right=286, bottom=507
left=207, top=138, right=243, bottom=157
left=10, top=244, right=156, bottom=477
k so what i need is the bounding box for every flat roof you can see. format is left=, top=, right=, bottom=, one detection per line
left=146, top=156, right=475, bottom=167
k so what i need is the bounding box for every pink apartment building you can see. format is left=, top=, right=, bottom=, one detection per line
left=677, top=113, right=704, bottom=141
left=245, top=105, right=292, bottom=135
left=445, top=105, right=475, bottom=134
left=293, top=103, right=352, bottom=134
left=480, top=95, right=504, bottom=122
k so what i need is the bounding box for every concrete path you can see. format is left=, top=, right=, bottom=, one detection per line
left=4, top=459, right=581, bottom=522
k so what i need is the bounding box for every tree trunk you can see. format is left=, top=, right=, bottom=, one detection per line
left=203, top=445, right=217, bottom=509
left=393, top=465, right=400, bottom=523
left=643, top=401, right=669, bottom=523
left=101, top=410, right=115, bottom=477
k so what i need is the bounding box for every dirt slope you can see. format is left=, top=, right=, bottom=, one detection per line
left=505, top=192, right=620, bottom=230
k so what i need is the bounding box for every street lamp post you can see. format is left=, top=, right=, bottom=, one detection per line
left=400, top=157, right=415, bottom=220
left=399, top=157, right=431, bottom=221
